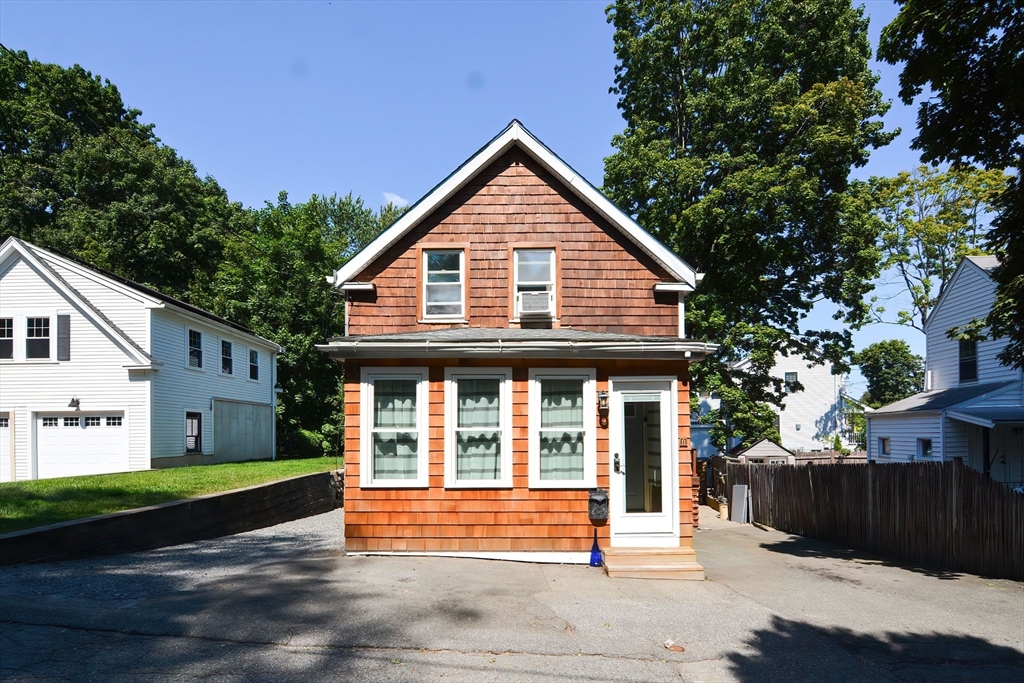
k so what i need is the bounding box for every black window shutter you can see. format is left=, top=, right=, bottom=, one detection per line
left=57, top=315, right=71, bottom=361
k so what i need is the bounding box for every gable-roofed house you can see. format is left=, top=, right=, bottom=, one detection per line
left=318, top=121, right=718, bottom=578
left=867, top=256, right=1023, bottom=487
left=0, top=237, right=281, bottom=481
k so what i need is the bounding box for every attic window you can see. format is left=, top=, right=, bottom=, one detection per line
left=423, top=250, right=465, bottom=319
left=514, top=249, right=556, bottom=318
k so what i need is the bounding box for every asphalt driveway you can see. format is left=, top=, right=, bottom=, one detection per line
left=0, top=507, right=1021, bottom=682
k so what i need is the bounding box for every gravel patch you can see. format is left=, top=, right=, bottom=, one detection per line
left=0, top=508, right=345, bottom=602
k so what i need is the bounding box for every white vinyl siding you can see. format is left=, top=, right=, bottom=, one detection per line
left=926, top=262, right=1019, bottom=391
left=771, top=353, right=850, bottom=451
left=867, top=414, right=942, bottom=461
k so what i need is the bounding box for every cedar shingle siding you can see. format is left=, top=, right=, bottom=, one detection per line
left=348, top=149, right=678, bottom=336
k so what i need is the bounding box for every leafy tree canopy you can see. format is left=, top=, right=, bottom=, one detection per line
left=879, top=0, right=1023, bottom=369
left=852, top=339, right=924, bottom=408
left=604, top=0, right=895, bottom=446
left=0, top=47, right=241, bottom=299
left=870, top=165, right=1006, bottom=331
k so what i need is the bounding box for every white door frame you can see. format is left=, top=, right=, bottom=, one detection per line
left=607, top=376, right=680, bottom=548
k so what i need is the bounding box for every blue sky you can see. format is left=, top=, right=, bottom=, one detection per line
left=1, top=0, right=926, bottom=394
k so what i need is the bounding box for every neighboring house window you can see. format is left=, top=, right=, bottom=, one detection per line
left=64, top=417, right=79, bottom=427
left=514, top=248, right=556, bottom=318
left=769, top=458, right=787, bottom=465
left=0, top=417, right=7, bottom=428
left=360, top=368, right=429, bottom=487
left=106, top=416, right=122, bottom=427
left=878, top=437, right=890, bottom=457
left=784, top=372, right=798, bottom=393
left=42, top=417, right=58, bottom=427
left=917, top=438, right=933, bottom=459
left=959, top=339, right=978, bottom=383
left=445, top=368, right=513, bottom=488
left=185, top=412, right=202, bottom=453
left=249, top=350, right=259, bottom=380
left=26, top=317, right=50, bottom=359
left=528, top=369, right=597, bottom=488
left=221, top=340, right=233, bottom=375
left=188, top=329, right=203, bottom=368
left=0, top=318, right=12, bottom=359
left=423, top=250, right=464, bottom=318
left=85, top=416, right=101, bottom=427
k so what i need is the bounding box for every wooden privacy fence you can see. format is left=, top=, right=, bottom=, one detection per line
left=727, top=461, right=1024, bottom=581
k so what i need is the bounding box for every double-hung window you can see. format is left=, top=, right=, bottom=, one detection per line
left=916, top=438, right=933, bottom=459
left=221, top=340, right=233, bottom=375
left=188, top=329, right=203, bottom=368
left=444, top=368, right=513, bottom=488
left=423, top=250, right=465, bottom=319
left=249, top=350, right=259, bottom=380
left=26, top=317, right=50, bottom=359
left=528, top=369, right=597, bottom=488
left=878, top=437, right=891, bottom=457
left=361, top=368, right=428, bottom=487
left=959, top=339, right=978, bottom=383
left=514, top=248, right=555, bottom=318
left=783, top=372, right=798, bottom=393
left=0, top=318, right=12, bottom=359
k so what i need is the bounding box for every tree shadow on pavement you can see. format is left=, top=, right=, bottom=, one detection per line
left=759, top=535, right=966, bottom=580
left=728, top=614, right=1024, bottom=683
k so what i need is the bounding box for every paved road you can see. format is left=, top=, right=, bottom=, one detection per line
left=1, top=508, right=1021, bottom=682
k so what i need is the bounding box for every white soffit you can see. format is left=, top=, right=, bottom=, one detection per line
left=332, top=120, right=698, bottom=288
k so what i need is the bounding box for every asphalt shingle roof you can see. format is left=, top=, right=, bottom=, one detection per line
left=328, top=328, right=689, bottom=344
left=871, top=381, right=1016, bottom=415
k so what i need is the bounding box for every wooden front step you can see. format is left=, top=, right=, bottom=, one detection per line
left=602, top=547, right=705, bottom=581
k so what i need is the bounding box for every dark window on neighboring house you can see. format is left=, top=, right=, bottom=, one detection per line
left=85, top=416, right=101, bottom=427
left=249, top=350, right=259, bottom=380
left=0, top=318, right=12, bottom=359
left=185, top=412, right=202, bottom=453
left=878, top=437, right=890, bottom=457
left=917, top=438, right=933, bottom=459
left=784, top=372, right=798, bottom=393
left=959, top=339, right=978, bottom=383
left=26, top=317, right=50, bottom=359
left=221, top=340, right=233, bottom=375
left=188, top=329, right=203, bottom=368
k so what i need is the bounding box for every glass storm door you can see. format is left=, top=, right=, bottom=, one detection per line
left=608, top=379, right=677, bottom=545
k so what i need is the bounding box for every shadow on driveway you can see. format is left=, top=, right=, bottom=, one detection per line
left=758, top=535, right=965, bottom=581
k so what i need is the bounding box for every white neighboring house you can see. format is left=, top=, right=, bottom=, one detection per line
left=0, top=237, right=282, bottom=481
left=693, top=353, right=859, bottom=457
left=866, top=256, right=1023, bottom=487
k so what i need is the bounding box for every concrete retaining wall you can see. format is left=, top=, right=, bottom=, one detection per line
left=0, top=470, right=343, bottom=565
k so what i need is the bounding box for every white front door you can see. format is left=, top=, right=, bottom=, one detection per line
left=36, top=412, right=128, bottom=479
left=608, top=378, right=679, bottom=547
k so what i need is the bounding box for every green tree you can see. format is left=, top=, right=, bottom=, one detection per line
left=203, top=193, right=396, bottom=457
left=879, top=0, right=1023, bottom=368
left=604, top=0, right=895, bottom=446
left=852, top=339, right=924, bottom=408
left=870, top=165, right=1006, bottom=330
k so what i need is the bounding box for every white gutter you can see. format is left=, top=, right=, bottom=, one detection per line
left=317, top=339, right=719, bottom=359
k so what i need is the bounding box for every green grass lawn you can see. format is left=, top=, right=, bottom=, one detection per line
left=0, top=457, right=341, bottom=534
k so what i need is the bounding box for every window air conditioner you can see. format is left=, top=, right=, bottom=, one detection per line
left=517, top=291, right=554, bottom=317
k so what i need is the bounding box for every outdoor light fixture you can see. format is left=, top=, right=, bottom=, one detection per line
left=273, top=382, right=283, bottom=394
left=68, top=396, right=80, bottom=410
left=597, top=390, right=609, bottom=412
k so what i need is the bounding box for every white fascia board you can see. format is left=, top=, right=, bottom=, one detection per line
left=332, top=121, right=697, bottom=288
left=945, top=410, right=995, bottom=429
left=654, top=282, right=694, bottom=293
left=3, top=239, right=152, bottom=367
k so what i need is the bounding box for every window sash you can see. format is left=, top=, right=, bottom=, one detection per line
left=959, top=339, right=978, bottom=382
left=445, top=369, right=512, bottom=488
left=424, top=250, right=464, bottom=317
left=0, top=317, right=12, bottom=359
left=528, top=369, right=596, bottom=489
left=362, top=370, right=428, bottom=486
left=515, top=249, right=554, bottom=288
left=221, top=340, right=233, bottom=374
left=188, top=330, right=203, bottom=368
left=26, top=317, right=50, bottom=359
left=249, top=350, right=259, bottom=380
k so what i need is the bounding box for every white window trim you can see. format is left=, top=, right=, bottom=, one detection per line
left=248, top=348, right=260, bottom=382
left=444, top=367, right=513, bottom=489
left=186, top=327, right=204, bottom=371
left=0, top=311, right=58, bottom=363
left=513, top=248, right=556, bottom=319
left=878, top=437, right=891, bottom=457
left=360, top=366, right=430, bottom=488
left=527, top=368, right=597, bottom=489
left=220, top=339, right=234, bottom=376
left=916, top=438, right=933, bottom=460
left=422, top=249, right=466, bottom=321
left=184, top=409, right=205, bottom=455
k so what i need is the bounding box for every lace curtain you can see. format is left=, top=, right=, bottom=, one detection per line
left=540, top=379, right=585, bottom=480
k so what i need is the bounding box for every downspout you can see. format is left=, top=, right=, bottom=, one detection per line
left=271, top=352, right=277, bottom=461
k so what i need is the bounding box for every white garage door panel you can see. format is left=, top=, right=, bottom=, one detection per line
left=37, top=413, right=128, bottom=479
left=0, top=414, right=11, bottom=483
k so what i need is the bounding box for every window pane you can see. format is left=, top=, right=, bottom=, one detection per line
left=426, top=251, right=460, bottom=271
left=27, top=318, right=49, bottom=337
left=426, top=303, right=462, bottom=316
left=456, top=430, right=501, bottom=479
left=425, top=283, right=461, bottom=302
left=518, top=262, right=551, bottom=284
left=26, top=339, right=49, bottom=359
left=374, top=379, right=416, bottom=429
left=540, top=430, right=585, bottom=480
left=457, top=378, right=500, bottom=428
left=426, top=271, right=460, bottom=283
left=372, top=432, right=418, bottom=479
left=541, top=379, right=584, bottom=429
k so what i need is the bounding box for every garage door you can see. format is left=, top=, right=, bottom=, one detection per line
left=36, top=412, right=128, bottom=479
left=0, top=413, right=10, bottom=482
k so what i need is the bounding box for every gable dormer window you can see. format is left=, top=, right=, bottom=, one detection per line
left=514, top=248, right=555, bottom=318
left=959, top=339, right=978, bottom=383
left=423, top=250, right=465, bottom=319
